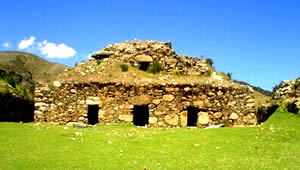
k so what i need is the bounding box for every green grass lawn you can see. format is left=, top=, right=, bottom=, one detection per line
left=0, top=108, right=299, bottom=170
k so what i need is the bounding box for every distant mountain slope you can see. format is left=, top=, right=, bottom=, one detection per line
left=233, top=79, right=272, bottom=96
left=0, top=51, right=69, bottom=83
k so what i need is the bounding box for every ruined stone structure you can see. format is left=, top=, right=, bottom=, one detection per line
left=92, top=40, right=209, bottom=76
left=34, top=40, right=257, bottom=127
left=34, top=81, right=256, bottom=127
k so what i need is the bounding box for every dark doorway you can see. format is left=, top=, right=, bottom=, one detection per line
left=88, top=105, right=99, bottom=125
left=139, top=62, right=150, bottom=71
left=187, top=106, right=200, bottom=126
left=133, top=105, right=149, bottom=126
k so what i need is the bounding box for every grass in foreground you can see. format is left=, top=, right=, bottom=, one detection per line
left=0, top=108, right=299, bottom=169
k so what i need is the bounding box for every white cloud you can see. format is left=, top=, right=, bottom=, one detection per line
left=2, top=42, right=9, bottom=48
left=38, top=40, right=76, bottom=59
left=18, top=36, right=35, bottom=49
left=87, top=53, right=93, bottom=60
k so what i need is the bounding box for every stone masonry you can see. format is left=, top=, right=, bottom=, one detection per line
left=34, top=81, right=257, bottom=127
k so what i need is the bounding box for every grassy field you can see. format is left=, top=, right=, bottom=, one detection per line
left=0, top=108, right=299, bottom=170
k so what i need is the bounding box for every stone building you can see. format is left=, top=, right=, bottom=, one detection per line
left=34, top=40, right=257, bottom=127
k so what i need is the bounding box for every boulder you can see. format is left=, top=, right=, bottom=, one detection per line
left=135, top=55, right=153, bottom=62
left=154, top=111, right=165, bottom=116
left=149, top=117, right=158, bottom=125
left=165, top=115, right=179, bottom=126
left=119, top=115, right=133, bottom=122
left=53, top=81, right=61, bottom=87
left=214, top=112, right=223, bottom=119
left=180, top=111, right=188, bottom=127
left=86, top=96, right=100, bottom=105
left=163, top=94, right=175, bottom=102
left=229, top=112, right=239, bottom=120
left=73, top=122, right=88, bottom=128
left=193, top=100, right=204, bottom=108
left=197, top=112, right=209, bottom=125
left=132, top=95, right=151, bottom=106
left=152, top=99, right=161, bottom=105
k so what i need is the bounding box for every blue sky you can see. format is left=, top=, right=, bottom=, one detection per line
left=0, top=0, right=299, bottom=91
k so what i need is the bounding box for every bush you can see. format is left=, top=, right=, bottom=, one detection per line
left=205, top=58, right=214, bottom=67
left=147, top=62, right=163, bottom=74
left=119, top=63, right=129, bottom=72
left=286, top=102, right=299, bottom=114
left=173, top=68, right=181, bottom=76
left=227, top=72, right=232, bottom=79
left=0, top=71, right=22, bottom=88
left=96, top=60, right=102, bottom=65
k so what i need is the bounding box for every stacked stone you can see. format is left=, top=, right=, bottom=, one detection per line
left=92, top=40, right=209, bottom=75
left=273, top=80, right=296, bottom=100
left=34, top=81, right=256, bottom=127
left=272, top=78, right=300, bottom=110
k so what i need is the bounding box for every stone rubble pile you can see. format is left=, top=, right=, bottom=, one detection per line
left=92, top=40, right=209, bottom=75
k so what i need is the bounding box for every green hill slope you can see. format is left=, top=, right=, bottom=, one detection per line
left=0, top=51, right=69, bottom=83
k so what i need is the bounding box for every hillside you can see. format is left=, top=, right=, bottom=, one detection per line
left=0, top=51, right=69, bottom=84
left=0, top=51, right=69, bottom=122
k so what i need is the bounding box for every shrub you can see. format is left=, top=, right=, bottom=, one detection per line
left=0, top=71, right=22, bottom=88
left=205, top=58, right=214, bottom=67
left=227, top=72, right=232, bottom=79
left=173, top=68, right=181, bottom=76
left=119, top=63, right=129, bottom=72
left=96, top=60, right=102, bottom=65
left=147, top=62, right=163, bottom=74
left=286, top=102, right=299, bottom=114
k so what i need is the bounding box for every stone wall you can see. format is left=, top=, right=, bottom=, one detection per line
left=272, top=78, right=300, bottom=110
left=92, top=40, right=209, bottom=76
left=34, top=81, right=257, bottom=127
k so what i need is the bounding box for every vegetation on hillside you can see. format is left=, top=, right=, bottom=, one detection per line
left=0, top=51, right=68, bottom=83
left=146, top=62, right=163, bottom=74
left=0, top=69, right=33, bottom=101
left=233, top=79, right=272, bottom=96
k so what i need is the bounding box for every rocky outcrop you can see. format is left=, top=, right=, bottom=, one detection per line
left=257, top=78, right=300, bottom=123
left=272, top=78, right=300, bottom=110
left=34, top=81, right=257, bottom=127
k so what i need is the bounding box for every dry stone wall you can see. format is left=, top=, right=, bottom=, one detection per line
left=92, top=40, right=209, bottom=76
left=34, top=81, right=257, bottom=127
left=272, top=79, right=300, bottom=110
